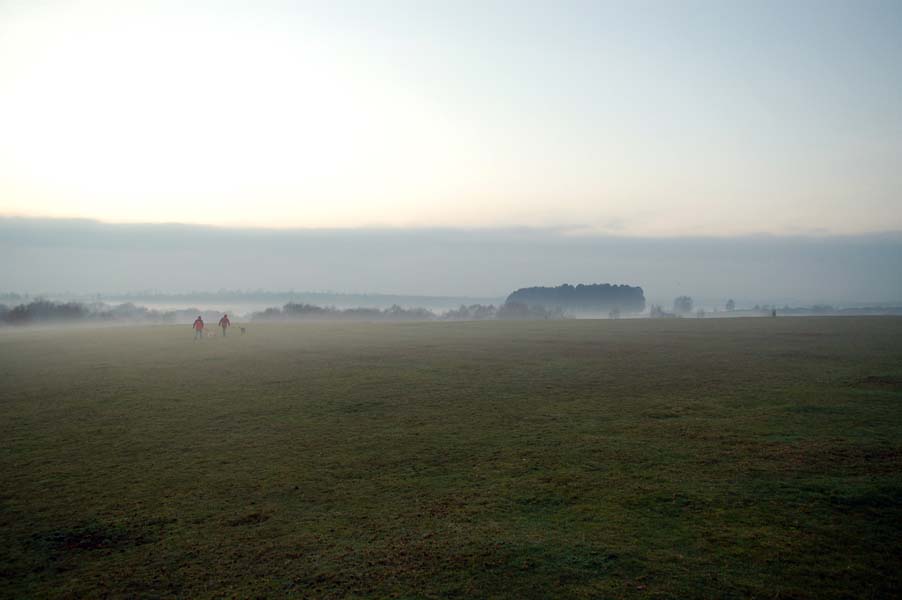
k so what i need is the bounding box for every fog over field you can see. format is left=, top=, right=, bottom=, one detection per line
left=3, top=2, right=902, bottom=598
left=2, top=317, right=902, bottom=598
left=2, top=218, right=901, bottom=308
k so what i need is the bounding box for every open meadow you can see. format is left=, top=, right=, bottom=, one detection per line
left=1, top=317, right=901, bottom=599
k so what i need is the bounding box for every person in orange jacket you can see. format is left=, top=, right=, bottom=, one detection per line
left=193, top=315, right=204, bottom=340
left=218, top=314, right=231, bottom=337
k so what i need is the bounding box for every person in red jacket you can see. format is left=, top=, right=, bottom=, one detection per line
left=218, top=314, right=231, bottom=337
left=193, top=315, right=204, bottom=340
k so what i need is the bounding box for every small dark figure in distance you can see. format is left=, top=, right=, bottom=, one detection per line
left=772, top=309, right=777, bottom=318
left=219, top=314, right=231, bottom=337
left=240, top=327, right=246, bottom=335
left=193, top=315, right=204, bottom=340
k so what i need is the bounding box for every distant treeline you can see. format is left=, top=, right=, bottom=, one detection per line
left=0, top=300, right=227, bottom=326
left=13, top=290, right=505, bottom=311
left=1, top=299, right=88, bottom=323
left=251, top=302, right=564, bottom=321
left=4, top=298, right=901, bottom=326
left=252, top=303, right=436, bottom=321
left=0, top=299, right=567, bottom=326
left=507, top=283, right=646, bottom=314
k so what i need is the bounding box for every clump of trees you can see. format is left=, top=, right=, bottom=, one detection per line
left=673, top=296, right=693, bottom=315
left=2, top=299, right=88, bottom=324
left=443, top=304, right=498, bottom=320
left=0, top=299, right=227, bottom=326
left=649, top=304, right=676, bottom=318
left=649, top=297, right=703, bottom=318
left=495, top=302, right=564, bottom=320
left=506, top=283, right=645, bottom=314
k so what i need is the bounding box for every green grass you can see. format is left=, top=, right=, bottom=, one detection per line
left=1, top=317, right=901, bottom=599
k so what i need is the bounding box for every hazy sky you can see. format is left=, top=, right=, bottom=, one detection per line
left=1, top=0, right=901, bottom=235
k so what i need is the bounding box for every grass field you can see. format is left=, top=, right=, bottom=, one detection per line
left=1, top=317, right=901, bottom=599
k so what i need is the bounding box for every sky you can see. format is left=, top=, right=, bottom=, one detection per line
left=1, top=0, right=901, bottom=235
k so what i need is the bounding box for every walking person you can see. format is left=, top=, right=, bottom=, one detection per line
left=218, top=314, right=231, bottom=337
left=193, top=315, right=204, bottom=340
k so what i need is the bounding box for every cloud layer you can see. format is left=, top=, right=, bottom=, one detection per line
left=2, top=218, right=901, bottom=307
